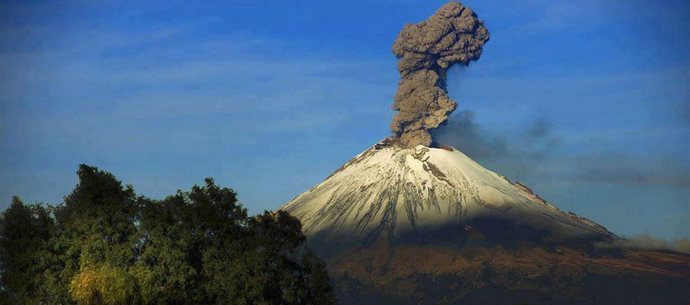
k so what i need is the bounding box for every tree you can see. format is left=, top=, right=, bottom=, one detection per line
left=134, top=195, right=200, bottom=305
left=133, top=178, right=249, bottom=304
left=302, top=250, right=336, bottom=305
left=0, top=197, right=55, bottom=305
left=56, top=164, right=139, bottom=266
left=50, top=164, right=141, bottom=305
left=203, top=210, right=335, bottom=305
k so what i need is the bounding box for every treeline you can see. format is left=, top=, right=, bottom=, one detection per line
left=0, top=165, right=335, bottom=305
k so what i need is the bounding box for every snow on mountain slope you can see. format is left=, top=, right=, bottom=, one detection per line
left=280, top=142, right=613, bottom=243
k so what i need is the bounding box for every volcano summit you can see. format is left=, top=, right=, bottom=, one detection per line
left=280, top=2, right=690, bottom=305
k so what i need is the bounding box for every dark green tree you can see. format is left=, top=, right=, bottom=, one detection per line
left=53, top=164, right=141, bottom=305
left=0, top=197, right=56, bottom=305
left=302, top=250, right=336, bottom=305
left=134, top=178, right=249, bottom=304
left=56, top=164, right=139, bottom=265
left=133, top=196, right=198, bottom=305
left=203, top=210, right=335, bottom=305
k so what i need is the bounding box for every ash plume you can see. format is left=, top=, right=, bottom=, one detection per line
left=390, top=1, right=489, bottom=148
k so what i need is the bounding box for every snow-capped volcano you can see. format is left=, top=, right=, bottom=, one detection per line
left=276, top=1, right=690, bottom=302
left=281, top=141, right=612, bottom=245
left=279, top=142, right=690, bottom=305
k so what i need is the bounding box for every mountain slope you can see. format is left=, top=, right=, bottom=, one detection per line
left=282, top=142, right=612, bottom=246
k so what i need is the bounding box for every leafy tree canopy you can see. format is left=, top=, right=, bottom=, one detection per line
left=0, top=165, right=335, bottom=305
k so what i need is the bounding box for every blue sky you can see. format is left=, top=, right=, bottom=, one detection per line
left=1, top=0, right=688, bottom=239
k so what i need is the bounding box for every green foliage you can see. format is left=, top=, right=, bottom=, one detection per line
left=56, top=164, right=139, bottom=267
left=37, top=164, right=142, bottom=305
left=0, top=197, right=55, bottom=305
left=0, top=165, right=336, bottom=305
left=69, top=264, right=139, bottom=305
left=133, top=196, right=199, bottom=305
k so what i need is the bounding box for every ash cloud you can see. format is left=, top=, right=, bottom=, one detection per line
left=434, top=111, right=690, bottom=188
left=431, top=110, right=558, bottom=179
left=432, top=110, right=509, bottom=160
left=390, top=1, right=489, bottom=148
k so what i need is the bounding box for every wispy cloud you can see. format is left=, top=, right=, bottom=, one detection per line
left=0, top=12, right=391, bottom=145
left=0, top=3, right=395, bottom=211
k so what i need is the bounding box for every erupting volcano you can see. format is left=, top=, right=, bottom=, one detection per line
left=279, top=2, right=690, bottom=305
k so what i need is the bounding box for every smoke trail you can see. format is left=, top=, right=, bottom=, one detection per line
left=390, top=1, right=489, bottom=148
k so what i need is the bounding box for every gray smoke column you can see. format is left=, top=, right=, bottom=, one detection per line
left=390, top=1, right=489, bottom=148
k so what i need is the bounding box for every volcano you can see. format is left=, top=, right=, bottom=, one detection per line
left=279, top=2, right=690, bottom=304
left=279, top=142, right=690, bottom=305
